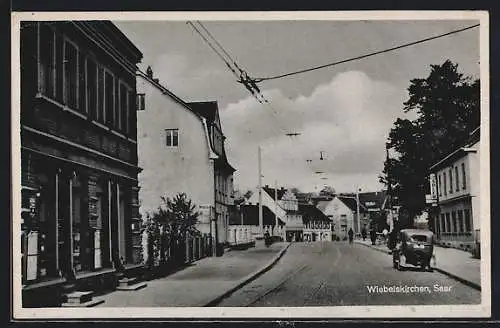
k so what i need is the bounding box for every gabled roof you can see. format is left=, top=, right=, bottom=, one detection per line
left=262, top=187, right=287, bottom=200
left=233, top=204, right=285, bottom=226
left=358, top=191, right=387, bottom=211
left=337, top=196, right=367, bottom=213
left=316, top=200, right=331, bottom=213
left=299, top=204, right=331, bottom=223
left=187, top=101, right=220, bottom=127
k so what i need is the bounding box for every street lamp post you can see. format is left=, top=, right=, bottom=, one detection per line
left=258, top=146, right=263, bottom=237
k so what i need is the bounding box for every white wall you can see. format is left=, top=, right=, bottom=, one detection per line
left=136, top=75, right=215, bottom=234
left=319, top=198, right=355, bottom=238
left=247, top=188, right=287, bottom=222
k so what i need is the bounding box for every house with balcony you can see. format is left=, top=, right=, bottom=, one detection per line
left=20, top=21, right=143, bottom=307
left=136, top=74, right=235, bottom=258
left=429, top=128, right=480, bottom=254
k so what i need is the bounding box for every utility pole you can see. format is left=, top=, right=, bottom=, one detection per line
left=356, top=187, right=361, bottom=237
left=258, top=146, right=263, bottom=236
left=274, top=179, right=278, bottom=236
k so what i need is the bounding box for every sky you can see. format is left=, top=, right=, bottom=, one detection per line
left=114, top=19, right=480, bottom=194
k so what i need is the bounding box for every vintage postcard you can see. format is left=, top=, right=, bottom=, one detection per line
left=11, top=11, right=491, bottom=319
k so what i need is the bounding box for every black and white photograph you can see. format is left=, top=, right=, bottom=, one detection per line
left=11, top=11, right=490, bottom=319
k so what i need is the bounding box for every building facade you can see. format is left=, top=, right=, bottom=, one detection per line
left=246, top=185, right=287, bottom=237
left=188, top=102, right=236, bottom=245
left=429, top=129, right=480, bottom=253
left=299, top=204, right=333, bottom=242
left=20, top=21, right=143, bottom=306
left=316, top=196, right=366, bottom=240
left=279, top=189, right=304, bottom=242
left=136, top=76, right=235, bottom=256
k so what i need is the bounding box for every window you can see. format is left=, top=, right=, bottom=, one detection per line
left=78, top=52, right=86, bottom=112
left=39, top=24, right=55, bottom=97
left=438, top=174, right=442, bottom=197
left=119, top=82, right=129, bottom=133
left=440, top=214, right=445, bottom=232
left=461, top=163, right=467, bottom=190
left=97, top=66, right=104, bottom=123
left=452, top=211, right=457, bottom=233
left=136, top=93, right=145, bottom=111
left=165, top=129, right=179, bottom=147
left=443, top=171, right=447, bottom=196
left=64, top=41, right=78, bottom=109
left=455, top=166, right=459, bottom=192
left=457, top=210, right=464, bottom=233
left=104, top=71, right=115, bottom=125
left=449, top=168, right=453, bottom=194
left=464, top=209, right=471, bottom=232
left=86, top=59, right=98, bottom=119
left=445, top=213, right=451, bottom=233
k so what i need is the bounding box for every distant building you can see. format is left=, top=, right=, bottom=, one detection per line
left=299, top=204, right=333, bottom=242
left=429, top=128, right=480, bottom=253
left=136, top=70, right=235, bottom=254
left=246, top=185, right=287, bottom=237
left=316, top=196, right=367, bottom=239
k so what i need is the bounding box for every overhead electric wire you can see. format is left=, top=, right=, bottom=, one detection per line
left=254, top=23, right=480, bottom=83
left=187, top=20, right=293, bottom=136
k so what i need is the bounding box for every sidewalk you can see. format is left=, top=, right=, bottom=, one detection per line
left=96, top=242, right=290, bottom=307
left=355, top=239, right=481, bottom=290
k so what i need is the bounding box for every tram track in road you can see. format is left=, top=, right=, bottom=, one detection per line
left=245, top=242, right=338, bottom=307
left=302, top=243, right=342, bottom=306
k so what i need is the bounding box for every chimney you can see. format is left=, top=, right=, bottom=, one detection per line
left=146, top=66, right=153, bottom=78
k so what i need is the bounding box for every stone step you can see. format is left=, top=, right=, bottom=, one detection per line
left=64, top=291, right=94, bottom=304
left=61, top=298, right=105, bottom=307
left=118, top=277, right=139, bottom=287
left=61, top=283, right=77, bottom=292
left=116, top=281, right=148, bottom=291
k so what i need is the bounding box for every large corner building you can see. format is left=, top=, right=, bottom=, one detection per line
left=20, top=21, right=143, bottom=306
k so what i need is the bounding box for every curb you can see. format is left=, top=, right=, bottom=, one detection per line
left=433, top=267, right=481, bottom=291
left=355, top=242, right=481, bottom=291
left=202, top=242, right=292, bottom=307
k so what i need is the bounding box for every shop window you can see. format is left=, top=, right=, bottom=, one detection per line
left=464, top=209, right=471, bottom=232
left=71, top=175, right=83, bottom=272
left=451, top=211, right=457, bottom=233
left=457, top=210, right=464, bottom=233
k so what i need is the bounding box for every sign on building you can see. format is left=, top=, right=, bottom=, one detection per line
left=429, top=173, right=438, bottom=201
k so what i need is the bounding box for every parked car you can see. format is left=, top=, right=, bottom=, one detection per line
left=392, top=229, right=435, bottom=271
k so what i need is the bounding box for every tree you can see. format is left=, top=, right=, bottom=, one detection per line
left=319, top=186, right=336, bottom=198
left=145, top=193, right=200, bottom=268
left=380, top=60, right=479, bottom=227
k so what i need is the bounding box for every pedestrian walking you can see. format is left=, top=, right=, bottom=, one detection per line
left=361, top=227, right=367, bottom=241
left=348, top=228, right=354, bottom=244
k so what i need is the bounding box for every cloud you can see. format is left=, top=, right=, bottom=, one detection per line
left=220, top=71, right=407, bottom=193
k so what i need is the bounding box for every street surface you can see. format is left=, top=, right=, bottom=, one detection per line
left=217, top=242, right=480, bottom=306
